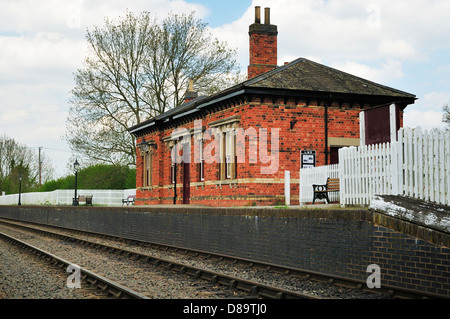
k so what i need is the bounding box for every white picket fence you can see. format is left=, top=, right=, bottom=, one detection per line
left=339, top=142, right=397, bottom=205
left=299, top=164, right=339, bottom=204
left=0, top=189, right=136, bottom=206
left=300, top=127, right=450, bottom=206
left=396, top=127, right=450, bottom=205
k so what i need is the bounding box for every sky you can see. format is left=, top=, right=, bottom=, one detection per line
left=0, top=0, right=449, bottom=179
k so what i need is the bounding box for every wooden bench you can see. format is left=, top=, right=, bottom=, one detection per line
left=77, top=195, right=93, bottom=206
left=122, top=195, right=135, bottom=206
left=312, top=178, right=339, bottom=204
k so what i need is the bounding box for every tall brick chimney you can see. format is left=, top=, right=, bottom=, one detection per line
left=248, top=7, right=278, bottom=80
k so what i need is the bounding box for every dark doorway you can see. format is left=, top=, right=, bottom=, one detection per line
left=330, top=147, right=341, bottom=165
left=182, top=161, right=190, bottom=204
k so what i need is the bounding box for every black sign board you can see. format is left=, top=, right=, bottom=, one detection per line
left=301, top=150, right=316, bottom=168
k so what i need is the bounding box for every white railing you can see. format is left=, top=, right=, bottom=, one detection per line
left=299, top=127, right=450, bottom=207
left=339, top=142, right=397, bottom=205
left=0, top=189, right=136, bottom=206
left=299, top=164, right=339, bottom=205
left=397, top=127, right=450, bottom=205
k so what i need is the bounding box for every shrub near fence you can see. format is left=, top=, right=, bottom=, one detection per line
left=0, top=189, right=136, bottom=206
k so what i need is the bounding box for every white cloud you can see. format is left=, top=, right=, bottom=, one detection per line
left=403, top=110, right=446, bottom=130
left=422, top=92, right=450, bottom=110
left=0, top=34, right=85, bottom=85
left=212, top=0, right=450, bottom=68
left=209, top=0, right=450, bottom=132
left=403, top=92, right=450, bottom=130
left=0, top=0, right=208, bottom=34
left=378, top=39, right=419, bottom=61
left=1, top=0, right=449, bottom=176
left=331, top=59, right=404, bottom=85
left=0, top=0, right=210, bottom=177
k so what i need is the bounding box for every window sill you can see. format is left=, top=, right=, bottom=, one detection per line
left=213, top=179, right=238, bottom=188
left=139, top=186, right=154, bottom=191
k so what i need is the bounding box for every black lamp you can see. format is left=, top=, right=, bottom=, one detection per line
left=73, top=159, right=80, bottom=206
left=18, top=173, right=22, bottom=206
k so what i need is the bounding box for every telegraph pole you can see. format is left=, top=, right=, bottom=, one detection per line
left=38, top=147, right=42, bottom=186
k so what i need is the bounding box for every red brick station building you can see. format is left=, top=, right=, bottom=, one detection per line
left=129, top=7, right=416, bottom=207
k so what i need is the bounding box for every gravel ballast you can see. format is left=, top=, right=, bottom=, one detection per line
left=0, top=220, right=389, bottom=299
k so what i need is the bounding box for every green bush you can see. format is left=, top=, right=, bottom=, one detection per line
left=38, top=164, right=136, bottom=191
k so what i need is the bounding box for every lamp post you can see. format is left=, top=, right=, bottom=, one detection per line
left=73, top=159, right=80, bottom=206
left=18, top=173, right=22, bottom=206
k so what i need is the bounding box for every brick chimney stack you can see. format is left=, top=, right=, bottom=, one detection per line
left=248, top=7, right=278, bottom=80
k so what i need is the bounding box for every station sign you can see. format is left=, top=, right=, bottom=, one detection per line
left=301, top=150, right=316, bottom=168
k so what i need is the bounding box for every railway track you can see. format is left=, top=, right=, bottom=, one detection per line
left=0, top=217, right=444, bottom=299
left=0, top=231, right=149, bottom=299
left=0, top=218, right=314, bottom=299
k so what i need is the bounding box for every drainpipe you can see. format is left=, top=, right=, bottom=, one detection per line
left=173, top=162, right=177, bottom=205
left=324, top=99, right=329, bottom=165
left=173, top=144, right=177, bottom=205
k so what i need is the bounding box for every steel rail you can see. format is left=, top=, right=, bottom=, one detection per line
left=0, top=231, right=149, bottom=299
left=0, top=217, right=446, bottom=299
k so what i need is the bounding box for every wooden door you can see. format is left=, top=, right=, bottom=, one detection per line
left=182, top=161, right=190, bottom=204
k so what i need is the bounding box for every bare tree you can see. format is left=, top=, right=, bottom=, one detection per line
left=0, top=135, right=54, bottom=194
left=65, top=11, right=241, bottom=165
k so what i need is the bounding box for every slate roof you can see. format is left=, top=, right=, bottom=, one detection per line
left=245, top=58, right=416, bottom=98
left=129, top=57, right=416, bottom=135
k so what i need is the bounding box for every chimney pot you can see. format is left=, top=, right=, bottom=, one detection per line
left=248, top=7, right=278, bottom=80
left=184, top=79, right=198, bottom=104
left=255, top=6, right=261, bottom=24
left=264, top=8, right=270, bottom=25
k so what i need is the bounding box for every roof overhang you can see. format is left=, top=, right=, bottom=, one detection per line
left=128, top=86, right=416, bottom=137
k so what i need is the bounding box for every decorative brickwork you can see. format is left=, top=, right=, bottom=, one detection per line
left=134, top=100, right=365, bottom=206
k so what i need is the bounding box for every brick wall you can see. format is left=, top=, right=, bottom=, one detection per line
left=136, top=98, right=364, bottom=206
left=1, top=206, right=448, bottom=296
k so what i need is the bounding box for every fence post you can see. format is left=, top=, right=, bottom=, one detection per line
left=285, top=171, right=290, bottom=206
left=390, top=141, right=399, bottom=195
left=438, top=129, right=445, bottom=204
left=360, top=111, right=365, bottom=146
left=447, top=130, right=450, bottom=206
left=339, top=146, right=349, bottom=206
left=390, top=104, right=398, bottom=143
left=417, top=128, right=424, bottom=200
